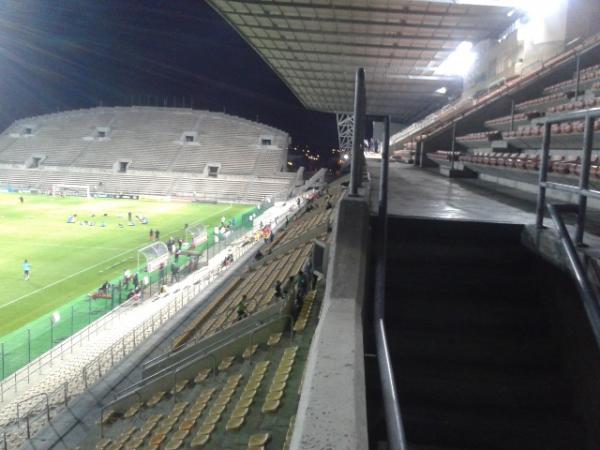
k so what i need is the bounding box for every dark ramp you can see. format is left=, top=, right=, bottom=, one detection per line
left=365, top=217, right=600, bottom=450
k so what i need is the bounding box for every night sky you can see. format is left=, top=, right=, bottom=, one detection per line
left=0, top=0, right=338, bottom=156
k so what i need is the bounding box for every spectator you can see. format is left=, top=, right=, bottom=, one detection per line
left=296, top=270, right=308, bottom=299
left=237, top=296, right=248, bottom=321
left=274, top=280, right=283, bottom=299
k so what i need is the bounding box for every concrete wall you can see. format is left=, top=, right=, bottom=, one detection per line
left=290, top=194, right=370, bottom=450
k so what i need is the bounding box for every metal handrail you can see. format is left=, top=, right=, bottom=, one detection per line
left=547, top=203, right=600, bottom=348
left=534, top=105, right=600, bottom=246
left=373, top=115, right=408, bottom=450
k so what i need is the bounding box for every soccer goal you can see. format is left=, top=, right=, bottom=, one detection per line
left=138, top=241, right=170, bottom=273
left=52, top=184, right=91, bottom=198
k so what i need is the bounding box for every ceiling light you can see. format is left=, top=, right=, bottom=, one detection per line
left=435, top=87, right=448, bottom=94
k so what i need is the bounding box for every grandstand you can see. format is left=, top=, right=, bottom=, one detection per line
left=8, top=1, right=600, bottom=450
left=0, top=107, right=293, bottom=203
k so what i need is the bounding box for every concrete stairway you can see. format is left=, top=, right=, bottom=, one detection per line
left=367, top=218, right=595, bottom=450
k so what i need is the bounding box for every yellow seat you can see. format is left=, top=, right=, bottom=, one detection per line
left=231, top=406, right=249, bottom=418
left=164, top=439, right=184, bottom=450
left=170, top=429, right=189, bottom=441
left=194, top=368, right=211, bottom=384
left=253, top=365, right=269, bottom=375
left=172, top=379, right=189, bottom=394
left=262, top=399, right=280, bottom=413
left=123, top=402, right=141, bottom=419
left=236, top=397, right=253, bottom=409
left=276, top=366, right=292, bottom=376
left=218, top=356, right=235, bottom=371
left=221, top=385, right=237, bottom=396
left=190, top=433, right=210, bottom=448
left=146, top=391, right=166, bottom=407
left=149, top=433, right=166, bottom=446
left=245, top=380, right=261, bottom=391
left=273, top=373, right=289, bottom=384
left=226, top=373, right=243, bottom=385
left=278, top=360, right=294, bottom=370
left=203, top=412, right=222, bottom=425
left=240, top=388, right=257, bottom=398
left=265, top=390, right=283, bottom=402
left=198, top=422, right=216, bottom=435
left=214, top=396, right=232, bottom=408
left=248, top=432, right=271, bottom=447
left=270, top=381, right=286, bottom=392
left=283, top=346, right=298, bottom=356
left=267, top=333, right=282, bottom=346
left=249, top=369, right=266, bottom=379
left=100, top=410, right=117, bottom=425
left=255, top=361, right=270, bottom=371
left=243, top=344, right=258, bottom=359
left=174, top=401, right=189, bottom=412
left=93, top=438, right=112, bottom=450
left=179, top=417, right=197, bottom=431
left=225, top=415, right=245, bottom=431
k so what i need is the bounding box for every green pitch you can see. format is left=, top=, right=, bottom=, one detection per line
left=0, top=192, right=253, bottom=338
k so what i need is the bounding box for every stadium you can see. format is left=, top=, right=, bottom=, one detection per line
left=1, top=1, right=600, bottom=450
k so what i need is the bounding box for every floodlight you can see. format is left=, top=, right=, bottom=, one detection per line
left=434, top=41, right=477, bottom=78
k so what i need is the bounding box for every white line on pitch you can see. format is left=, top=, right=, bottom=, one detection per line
left=0, top=204, right=236, bottom=309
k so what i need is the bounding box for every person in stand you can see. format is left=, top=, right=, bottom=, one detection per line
left=237, top=296, right=248, bottom=321
left=296, top=270, right=308, bottom=300
left=178, top=238, right=183, bottom=250
left=133, top=272, right=139, bottom=289
left=155, top=229, right=160, bottom=241
left=149, top=229, right=154, bottom=240
left=23, top=259, right=31, bottom=280
left=274, top=280, right=283, bottom=299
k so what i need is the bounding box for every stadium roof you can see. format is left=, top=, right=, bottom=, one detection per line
left=206, top=0, right=518, bottom=122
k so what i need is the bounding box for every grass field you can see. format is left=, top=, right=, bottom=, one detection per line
left=0, top=192, right=253, bottom=338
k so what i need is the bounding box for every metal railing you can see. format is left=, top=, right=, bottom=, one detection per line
left=349, top=67, right=407, bottom=450
left=532, top=105, right=600, bottom=350
left=547, top=204, right=600, bottom=348
left=0, top=224, right=272, bottom=446
left=534, top=106, right=600, bottom=245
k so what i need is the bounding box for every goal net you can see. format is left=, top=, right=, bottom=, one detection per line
left=137, top=241, right=170, bottom=273
left=186, top=223, right=208, bottom=248
left=52, top=184, right=91, bottom=198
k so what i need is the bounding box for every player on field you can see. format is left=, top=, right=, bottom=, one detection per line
left=23, top=259, right=31, bottom=280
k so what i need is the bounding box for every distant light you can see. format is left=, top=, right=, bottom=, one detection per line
left=52, top=312, right=60, bottom=324
left=435, top=86, right=448, bottom=94
left=434, top=41, right=476, bottom=78
left=343, top=154, right=349, bottom=161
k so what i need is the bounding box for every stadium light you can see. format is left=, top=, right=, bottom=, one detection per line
left=434, top=41, right=477, bottom=78
left=435, top=86, right=448, bottom=94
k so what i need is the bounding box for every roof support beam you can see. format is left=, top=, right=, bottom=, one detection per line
left=239, top=23, right=466, bottom=44
left=263, top=52, right=444, bottom=64
left=240, top=33, right=453, bottom=53
left=228, top=10, right=494, bottom=33
left=219, top=0, right=511, bottom=21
